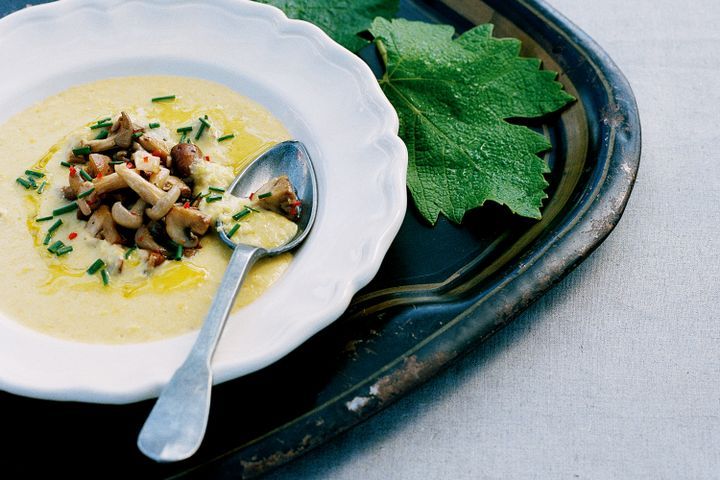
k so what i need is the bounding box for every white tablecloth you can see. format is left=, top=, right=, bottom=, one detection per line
left=269, top=0, right=720, bottom=478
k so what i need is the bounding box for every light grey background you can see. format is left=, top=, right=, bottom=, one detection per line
left=268, top=0, right=720, bottom=478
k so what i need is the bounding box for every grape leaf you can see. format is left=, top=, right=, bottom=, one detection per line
left=370, top=18, right=575, bottom=224
left=256, top=0, right=399, bottom=52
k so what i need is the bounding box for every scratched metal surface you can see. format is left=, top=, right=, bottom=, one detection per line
left=0, top=0, right=639, bottom=478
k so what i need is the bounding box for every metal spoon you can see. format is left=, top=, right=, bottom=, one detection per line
left=137, top=141, right=318, bottom=462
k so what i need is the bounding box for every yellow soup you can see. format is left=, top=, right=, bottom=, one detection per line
left=0, top=76, right=294, bottom=344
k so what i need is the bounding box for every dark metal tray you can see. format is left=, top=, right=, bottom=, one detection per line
left=0, top=0, right=640, bottom=478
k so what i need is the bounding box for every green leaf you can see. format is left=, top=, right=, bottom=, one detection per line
left=370, top=18, right=575, bottom=224
left=257, top=0, right=399, bottom=52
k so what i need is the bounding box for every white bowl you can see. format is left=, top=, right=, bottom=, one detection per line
left=0, top=0, right=407, bottom=403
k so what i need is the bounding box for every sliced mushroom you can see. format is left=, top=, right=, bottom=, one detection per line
left=135, top=225, right=167, bottom=253
left=163, top=176, right=192, bottom=198
left=252, top=175, right=300, bottom=220
left=138, top=134, right=170, bottom=162
left=146, top=184, right=181, bottom=220
left=165, top=206, right=210, bottom=248
left=76, top=181, right=96, bottom=216
left=114, top=163, right=163, bottom=204
left=93, top=172, right=128, bottom=194
left=149, top=167, right=170, bottom=188
left=84, top=112, right=134, bottom=152
left=85, top=205, right=122, bottom=244
left=87, top=153, right=112, bottom=177
left=146, top=251, right=166, bottom=268
left=111, top=198, right=146, bottom=229
left=170, top=143, right=203, bottom=178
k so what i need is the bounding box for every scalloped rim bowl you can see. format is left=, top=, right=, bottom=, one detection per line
left=0, top=0, right=407, bottom=403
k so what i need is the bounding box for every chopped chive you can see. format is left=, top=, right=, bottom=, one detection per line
left=86, top=259, right=105, bottom=275
left=47, top=240, right=63, bottom=253
left=90, top=122, right=113, bottom=130
left=77, top=187, right=95, bottom=199
left=109, top=160, right=125, bottom=165
left=217, top=134, right=235, bottom=142
left=36, top=215, right=54, bottom=222
left=124, top=246, right=137, bottom=259
left=176, top=126, right=193, bottom=133
left=205, top=195, right=223, bottom=203
left=79, top=169, right=93, bottom=181
left=101, top=269, right=110, bottom=285
left=208, top=186, right=225, bottom=193
left=56, top=245, right=73, bottom=256
left=26, top=176, right=38, bottom=189
left=95, top=117, right=111, bottom=124
left=179, top=132, right=187, bottom=143
left=52, top=202, right=79, bottom=216
left=36, top=181, right=47, bottom=194
left=16, top=177, right=32, bottom=189
left=43, top=233, right=53, bottom=245
left=60, top=161, right=72, bottom=167
left=227, top=223, right=240, bottom=238
left=47, top=219, right=63, bottom=234
left=247, top=206, right=259, bottom=212
left=257, top=192, right=272, bottom=199
left=232, top=208, right=251, bottom=221
left=95, top=129, right=109, bottom=140
left=199, top=117, right=211, bottom=128
left=194, top=123, right=207, bottom=141
left=132, top=132, right=144, bottom=139
left=148, top=122, right=160, bottom=129
left=72, top=146, right=92, bottom=156
left=175, top=244, right=183, bottom=260
left=25, top=169, right=44, bottom=178
left=151, top=95, right=176, bottom=102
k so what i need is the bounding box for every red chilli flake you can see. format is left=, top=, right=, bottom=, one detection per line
left=183, top=201, right=190, bottom=209
left=126, top=162, right=134, bottom=169
left=291, top=200, right=302, bottom=207
left=143, top=156, right=149, bottom=163
left=289, top=207, right=298, bottom=216
left=96, top=172, right=103, bottom=180
left=204, top=155, right=210, bottom=162
left=68, top=232, right=78, bottom=240
left=69, top=166, right=77, bottom=176
left=249, top=192, right=254, bottom=200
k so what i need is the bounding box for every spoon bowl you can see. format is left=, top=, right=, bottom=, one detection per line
left=138, top=141, right=318, bottom=463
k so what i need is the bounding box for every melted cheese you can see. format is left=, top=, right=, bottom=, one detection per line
left=0, top=76, right=294, bottom=344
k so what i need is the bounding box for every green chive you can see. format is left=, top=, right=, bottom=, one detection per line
left=25, top=170, right=44, bottom=178
left=148, top=122, right=160, bottom=129
left=26, top=176, right=38, bottom=189
left=55, top=245, right=73, bottom=257
left=205, top=195, right=223, bottom=203
left=124, top=246, right=137, bottom=259
left=87, top=259, right=105, bottom=275
left=175, top=244, right=183, bottom=260
left=36, top=181, right=47, bottom=194
left=208, top=186, right=225, bottom=193
left=60, top=161, right=72, bottom=167
left=52, top=202, right=79, bottom=216
left=47, top=219, right=63, bottom=234
left=47, top=240, right=63, bottom=253
left=101, top=269, right=110, bottom=285
left=247, top=206, right=259, bottom=212
left=199, top=117, right=211, bottom=128
left=179, top=132, right=187, bottom=143
left=77, top=187, right=95, bottom=199
left=95, top=129, right=109, bottom=140
left=36, top=215, right=53, bottom=222
left=227, top=223, right=240, bottom=238
left=72, top=146, right=92, bottom=156
left=79, top=169, right=93, bottom=181
left=16, top=177, right=32, bottom=189
left=132, top=132, right=144, bottom=139
left=194, top=123, right=207, bottom=141
left=217, top=134, right=235, bottom=142
left=90, top=122, right=113, bottom=130
left=258, top=192, right=272, bottom=199
left=151, top=95, right=176, bottom=102
left=232, top=208, right=251, bottom=221
left=43, top=233, right=53, bottom=245
left=176, top=126, right=193, bottom=133
left=95, top=117, right=111, bottom=124
left=109, top=160, right=125, bottom=165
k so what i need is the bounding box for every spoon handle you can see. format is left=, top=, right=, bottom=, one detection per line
left=137, top=244, right=264, bottom=462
